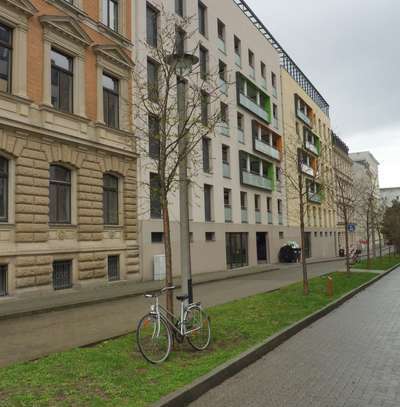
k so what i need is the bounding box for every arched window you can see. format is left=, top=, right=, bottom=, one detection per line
left=0, top=157, right=8, bottom=222
left=49, top=165, right=71, bottom=224
left=103, top=174, right=119, bottom=225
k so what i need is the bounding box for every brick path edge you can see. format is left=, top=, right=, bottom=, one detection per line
left=152, top=263, right=400, bottom=407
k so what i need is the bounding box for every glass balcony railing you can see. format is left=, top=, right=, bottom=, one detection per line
left=223, top=162, right=231, bottom=178
left=297, top=109, right=311, bottom=126
left=278, top=214, right=283, bottom=225
left=261, top=78, right=267, bottom=90
left=273, top=118, right=279, bottom=129
left=235, top=53, right=241, bottom=67
left=255, top=210, right=261, bottom=224
left=267, top=212, right=273, bottom=224
left=301, top=163, right=314, bottom=177
left=225, top=205, right=232, bottom=222
left=305, top=141, right=319, bottom=156
left=219, top=78, right=228, bottom=95
left=220, top=123, right=229, bottom=137
left=242, top=170, right=273, bottom=190
left=217, top=37, right=226, bottom=53
left=254, top=138, right=280, bottom=160
left=239, top=93, right=269, bottom=122
left=308, top=191, right=322, bottom=204
left=238, top=128, right=245, bottom=144
left=249, top=66, right=255, bottom=79
left=241, top=208, right=248, bottom=223
left=272, top=87, right=278, bottom=98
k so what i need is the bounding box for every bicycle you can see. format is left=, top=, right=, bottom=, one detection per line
left=136, top=286, right=211, bottom=364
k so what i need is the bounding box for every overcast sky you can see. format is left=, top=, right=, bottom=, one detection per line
left=246, top=0, right=400, bottom=188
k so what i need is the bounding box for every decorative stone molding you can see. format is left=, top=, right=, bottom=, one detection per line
left=93, top=44, right=134, bottom=74
left=2, top=0, right=37, bottom=18
left=98, top=155, right=131, bottom=177
left=45, top=0, right=87, bottom=19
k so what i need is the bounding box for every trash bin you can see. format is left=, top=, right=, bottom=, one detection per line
left=339, top=249, right=345, bottom=257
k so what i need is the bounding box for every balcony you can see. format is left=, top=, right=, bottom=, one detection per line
left=235, top=53, right=241, bottom=67
left=238, top=128, right=245, bottom=144
left=308, top=191, right=322, bottom=204
left=219, top=78, right=228, bottom=95
left=301, top=163, right=314, bottom=177
left=255, top=210, right=261, bottom=224
left=241, top=208, right=248, bottom=223
left=254, top=138, right=280, bottom=161
left=241, top=170, right=273, bottom=191
left=297, top=109, right=311, bottom=127
left=267, top=212, right=273, bottom=224
left=225, top=205, right=232, bottom=222
left=220, top=123, right=229, bottom=137
left=239, top=93, right=269, bottom=123
left=305, top=140, right=319, bottom=156
left=249, top=66, right=255, bottom=80
left=217, top=37, right=226, bottom=53
left=223, top=162, right=231, bottom=178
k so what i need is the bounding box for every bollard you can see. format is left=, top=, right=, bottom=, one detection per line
left=327, top=275, right=333, bottom=298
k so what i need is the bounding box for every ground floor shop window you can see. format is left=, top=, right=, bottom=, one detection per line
left=226, top=232, right=248, bottom=269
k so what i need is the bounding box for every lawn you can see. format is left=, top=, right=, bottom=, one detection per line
left=0, top=272, right=377, bottom=407
left=352, top=254, right=400, bottom=270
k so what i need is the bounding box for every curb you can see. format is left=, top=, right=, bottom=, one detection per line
left=153, top=264, right=400, bottom=407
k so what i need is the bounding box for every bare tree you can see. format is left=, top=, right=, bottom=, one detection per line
left=282, top=127, right=331, bottom=295
left=132, top=8, right=223, bottom=313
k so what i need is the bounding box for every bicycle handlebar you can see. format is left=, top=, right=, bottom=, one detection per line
left=144, top=286, right=176, bottom=298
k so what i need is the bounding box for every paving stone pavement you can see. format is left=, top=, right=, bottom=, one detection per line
left=191, top=268, right=400, bottom=407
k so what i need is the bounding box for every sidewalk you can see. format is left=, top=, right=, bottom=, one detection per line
left=0, top=257, right=342, bottom=320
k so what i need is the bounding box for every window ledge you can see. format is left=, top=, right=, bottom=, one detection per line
left=0, top=91, right=32, bottom=106
left=0, top=223, right=15, bottom=230
left=39, top=104, right=90, bottom=123
left=104, top=225, right=124, bottom=230
left=45, top=0, right=88, bottom=19
left=97, top=23, right=132, bottom=47
left=49, top=224, right=78, bottom=229
left=94, top=122, right=135, bottom=138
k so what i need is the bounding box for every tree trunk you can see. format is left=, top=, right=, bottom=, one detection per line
left=298, top=174, right=309, bottom=295
left=344, top=213, right=350, bottom=274
left=162, top=202, right=174, bottom=315
left=366, top=212, right=371, bottom=269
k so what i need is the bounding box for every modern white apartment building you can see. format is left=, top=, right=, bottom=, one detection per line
left=380, top=187, right=400, bottom=206
left=134, top=0, right=338, bottom=281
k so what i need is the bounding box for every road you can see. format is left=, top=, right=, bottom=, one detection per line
left=0, top=260, right=344, bottom=367
left=191, top=267, right=400, bottom=407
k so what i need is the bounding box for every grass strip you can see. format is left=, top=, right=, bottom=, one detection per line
left=352, top=255, right=400, bottom=270
left=0, top=272, right=377, bottom=407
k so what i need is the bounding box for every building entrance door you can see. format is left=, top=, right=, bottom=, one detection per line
left=226, top=233, right=248, bottom=269
left=256, top=232, right=268, bottom=263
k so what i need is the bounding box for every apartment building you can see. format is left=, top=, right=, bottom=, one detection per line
left=0, top=0, right=138, bottom=297
left=381, top=187, right=400, bottom=206
left=280, top=66, right=338, bottom=259
left=332, top=132, right=355, bottom=249
left=135, top=0, right=288, bottom=280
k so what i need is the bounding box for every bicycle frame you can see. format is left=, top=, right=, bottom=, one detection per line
left=149, top=296, right=203, bottom=337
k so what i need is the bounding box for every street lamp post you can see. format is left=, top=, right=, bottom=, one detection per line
left=167, top=53, right=199, bottom=304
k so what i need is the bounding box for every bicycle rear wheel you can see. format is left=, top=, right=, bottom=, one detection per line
left=185, top=306, right=211, bottom=351
left=136, top=314, right=172, bottom=364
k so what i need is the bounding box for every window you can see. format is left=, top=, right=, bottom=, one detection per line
left=198, top=1, right=207, bottom=36
left=279, top=232, right=284, bottom=239
left=151, top=232, right=164, bottom=243
left=51, top=49, right=73, bottom=113
left=53, top=260, right=73, bottom=290
left=150, top=173, right=161, bottom=219
left=147, top=59, right=159, bottom=102
left=201, top=91, right=209, bottom=126
left=108, top=255, right=120, bottom=281
left=148, top=114, right=160, bottom=160
left=146, top=3, right=158, bottom=47
left=234, top=36, right=241, bottom=58
left=219, top=60, right=227, bottom=82
left=0, top=157, right=8, bottom=222
left=199, top=46, right=208, bottom=80
left=250, top=157, right=260, bottom=175
left=267, top=197, right=272, bottom=213
left=261, top=62, right=266, bottom=79
left=103, top=174, right=119, bottom=225
left=217, top=19, right=225, bottom=42
left=175, top=0, right=184, bottom=16
left=175, top=27, right=185, bottom=55
left=0, top=23, right=12, bottom=93
left=222, top=145, right=229, bottom=164
left=102, top=0, right=118, bottom=31
left=0, top=265, right=7, bottom=297
left=220, top=102, right=228, bottom=124
left=204, top=184, right=212, bottom=222
left=273, top=104, right=278, bottom=120
left=205, top=232, right=215, bottom=241
left=49, top=165, right=71, bottom=224
left=248, top=50, right=254, bottom=68
left=254, top=194, right=260, bottom=211
left=271, top=72, right=277, bottom=89
left=240, top=191, right=247, bottom=209
left=224, top=188, right=231, bottom=206
left=202, top=137, right=211, bottom=173
left=103, top=72, right=119, bottom=129
left=237, top=112, right=244, bottom=130
left=277, top=199, right=282, bottom=214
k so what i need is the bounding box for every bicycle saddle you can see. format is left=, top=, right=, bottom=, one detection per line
left=176, top=294, right=189, bottom=301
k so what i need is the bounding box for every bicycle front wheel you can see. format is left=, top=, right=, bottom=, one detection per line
left=136, top=314, right=172, bottom=364
left=185, top=306, right=211, bottom=351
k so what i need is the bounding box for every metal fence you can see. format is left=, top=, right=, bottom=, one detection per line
left=108, top=255, right=120, bottom=281
left=0, top=265, right=7, bottom=296
left=53, top=260, right=72, bottom=290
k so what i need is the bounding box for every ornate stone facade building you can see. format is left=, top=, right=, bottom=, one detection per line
left=0, top=0, right=138, bottom=297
